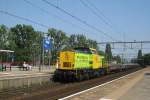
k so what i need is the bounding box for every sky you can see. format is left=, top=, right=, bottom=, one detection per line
left=0, top=0, right=150, bottom=56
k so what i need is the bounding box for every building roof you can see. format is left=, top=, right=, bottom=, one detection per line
left=0, top=50, right=14, bottom=53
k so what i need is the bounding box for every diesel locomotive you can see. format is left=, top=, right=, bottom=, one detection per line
left=53, top=47, right=109, bottom=81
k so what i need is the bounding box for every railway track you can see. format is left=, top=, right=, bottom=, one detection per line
left=0, top=66, right=143, bottom=100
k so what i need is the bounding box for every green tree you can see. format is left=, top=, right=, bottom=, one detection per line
left=32, top=31, right=43, bottom=65
left=0, top=25, right=10, bottom=62
left=47, top=28, right=68, bottom=62
left=137, top=49, right=142, bottom=59
left=0, top=25, right=9, bottom=49
left=67, top=34, right=99, bottom=50
left=76, top=34, right=87, bottom=47
left=137, top=49, right=143, bottom=65
left=10, top=24, right=41, bottom=62
left=87, top=39, right=98, bottom=50
left=113, top=55, right=121, bottom=63
left=98, top=50, right=105, bottom=56
left=67, top=34, right=88, bottom=48
left=105, top=43, right=112, bottom=62
left=143, top=53, right=150, bottom=65
left=0, top=24, right=103, bottom=64
left=67, top=34, right=78, bottom=49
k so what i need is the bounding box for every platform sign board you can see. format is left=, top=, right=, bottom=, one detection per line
left=43, top=37, right=52, bottom=50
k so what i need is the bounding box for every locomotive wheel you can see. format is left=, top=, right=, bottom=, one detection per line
left=94, top=71, right=100, bottom=78
left=79, top=73, right=83, bottom=81
left=84, top=73, right=89, bottom=80
left=101, top=69, right=105, bottom=75
left=53, top=71, right=60, bottom=81
left=76, top=73, right=83, bottom=81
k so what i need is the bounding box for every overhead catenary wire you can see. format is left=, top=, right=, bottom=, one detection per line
left=23, top=0, right=98, bottom=38
left=42, top=0, right=118, bottom=41
left=81, top=0, right=126, bottom=40
left=86, top=0, right=113, bottom=27
left=80, top=0, right=140, bottom=59
left=82, top=0, right=137, bottom=53
left=0, top=10, right=49, bottom=29
left=23, top=0, right=83, bottom=32
left=86, top=0, right=136, bottom=42
left=80, top=0, right=113, bottom=29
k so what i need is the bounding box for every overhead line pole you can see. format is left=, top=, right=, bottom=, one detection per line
left=97, top=41, right=150, bottom=44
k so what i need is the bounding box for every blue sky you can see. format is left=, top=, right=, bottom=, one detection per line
left=0, top=0, right=150, bottom=55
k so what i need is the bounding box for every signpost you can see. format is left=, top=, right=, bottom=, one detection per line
left=44, top=37, right=52, bottom=50
left=42, top=37, right=52, bottom=71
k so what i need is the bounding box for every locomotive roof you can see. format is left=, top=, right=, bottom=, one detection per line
left=74, top=47, right=97, bottom=54
left=74, top=47, right=95, bottom=50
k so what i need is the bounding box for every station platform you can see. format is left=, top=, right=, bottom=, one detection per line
left=0, top=66, right=56, bottom=90
left=60, top=67, right=150, bottom=100
left=0, top=66, right=55, bottom=79
left=119, top=68, right=150, bottom=100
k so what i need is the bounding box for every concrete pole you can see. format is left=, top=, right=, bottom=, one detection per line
left=48, top=50, right=51, bottom=69
left=42, top=36, right=44, bottom=70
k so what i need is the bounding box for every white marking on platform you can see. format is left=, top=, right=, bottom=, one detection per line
left=3, top=73, right=10, bottom=74
left=0, top=73, right=50, bottom=80
left=99, top=98, right=112, bottom=100
left=59, top=69, right=142, bottom=100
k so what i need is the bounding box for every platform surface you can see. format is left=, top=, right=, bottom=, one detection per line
left=119, top=70, right=150, bottom=100
left=60, top=67, right=150, bottom=100
left=0, top=66, right=55, bottom=80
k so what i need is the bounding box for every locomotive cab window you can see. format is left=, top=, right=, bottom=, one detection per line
left=90, top=48, right=97, bottom=54
left=91, top=50, right=97, bottom=54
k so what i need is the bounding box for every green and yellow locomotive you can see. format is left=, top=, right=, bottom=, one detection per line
left=53, top=47, right=109, bottom=81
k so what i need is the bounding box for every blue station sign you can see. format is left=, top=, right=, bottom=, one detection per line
left=43, top=37, right=52, bottom=50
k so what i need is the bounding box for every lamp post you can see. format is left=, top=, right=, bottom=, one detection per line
left=32, top=43, right=41, bottom=71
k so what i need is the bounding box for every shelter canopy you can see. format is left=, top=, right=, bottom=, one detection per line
left=0, top=50, right=14, bottom=53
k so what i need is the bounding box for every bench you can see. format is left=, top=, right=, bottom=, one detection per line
left=18, top=66, right=29, bottom=71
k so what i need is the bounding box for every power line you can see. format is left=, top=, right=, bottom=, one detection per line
left=83, top=0, right=136, bottom=51
left=86, top=0, right=114, bottom=28
left=80, top=0, right=112, bottom=29
left=42, top=0, right=117, bottom=41
left=23, top=0, right=83, bottom=32
left=0, top=10, right=49, bottom=28
left=23, top=0, right=97, bottom=37
left=85, top=0, right=126, bottom=39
